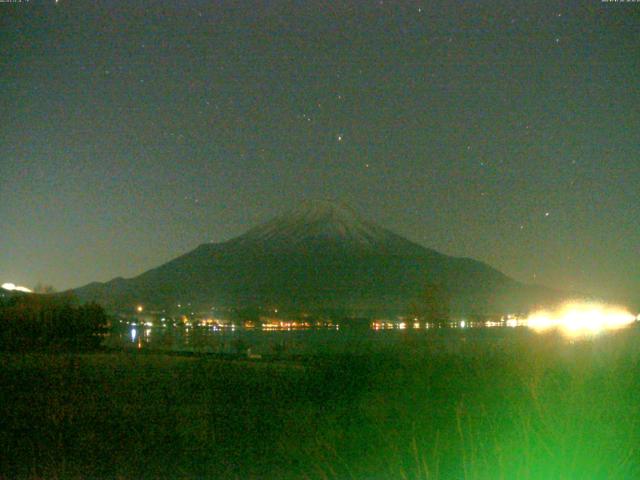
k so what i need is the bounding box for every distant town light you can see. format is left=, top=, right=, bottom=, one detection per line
left=526, top=301, right=636, bottom=338
left=136, top=305, right=143, bottom=313
left=2, top=283, right=33, bottom=293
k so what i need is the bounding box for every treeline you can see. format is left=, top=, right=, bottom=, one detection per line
left=0, top=293, right=109, bottom=351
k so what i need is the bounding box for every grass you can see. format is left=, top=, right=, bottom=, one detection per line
left=1, top=327, right=640, bottom=479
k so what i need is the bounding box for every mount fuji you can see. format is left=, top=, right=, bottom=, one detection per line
left=72, top=201, right=560, bottom=315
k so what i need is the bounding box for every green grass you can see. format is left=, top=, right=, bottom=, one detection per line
left=2, top=328, right=640, bottom=479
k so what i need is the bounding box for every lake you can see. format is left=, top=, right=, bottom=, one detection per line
left=103, top=318, right=606, bottom=357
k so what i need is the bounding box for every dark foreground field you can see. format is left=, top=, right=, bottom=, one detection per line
left=2, top=329, right=640, bottom=479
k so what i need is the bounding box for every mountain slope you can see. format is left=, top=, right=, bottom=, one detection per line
left=73, top=201, right=560, bottom=315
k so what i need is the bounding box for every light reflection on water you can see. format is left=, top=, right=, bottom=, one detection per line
left=109, top=315, right=638, bottom=357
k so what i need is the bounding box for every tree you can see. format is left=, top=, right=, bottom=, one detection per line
left=0, top=294, right=109, bottom=351
left=33, top=283, right=57, bottom=294
left=412, top=282, right=450, bottom=324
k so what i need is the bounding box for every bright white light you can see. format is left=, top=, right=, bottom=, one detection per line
left=130, top=328, right=137, bottom=342
left=2, top=283, right=33, bottom=293
left=526, top=301, right=636, bottom=338
left=460, top=320, right=466, bottom=328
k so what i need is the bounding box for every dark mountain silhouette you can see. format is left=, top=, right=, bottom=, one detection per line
left=72, top=201, right=562, bottom=315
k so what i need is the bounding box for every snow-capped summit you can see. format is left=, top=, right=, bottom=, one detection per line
left=233, top=200, right=425, bottom=254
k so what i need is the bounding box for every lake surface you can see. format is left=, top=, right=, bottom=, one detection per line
left=104, top=319, right=629, bottom=357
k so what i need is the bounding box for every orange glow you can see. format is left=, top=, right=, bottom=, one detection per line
left=526, top=301, right=636, bottom=338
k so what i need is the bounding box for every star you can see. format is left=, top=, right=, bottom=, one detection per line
left=337, top=134, right=343, bottom=142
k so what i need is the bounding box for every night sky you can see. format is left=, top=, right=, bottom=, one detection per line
left=1, top=1, right=638, bottom=307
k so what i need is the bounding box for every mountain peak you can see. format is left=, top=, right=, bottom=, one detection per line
left=278, top=200, right=364, bottom=227
left=231, top=200, right=416, bottom=254
left=72, top=200, right=551, bottom=315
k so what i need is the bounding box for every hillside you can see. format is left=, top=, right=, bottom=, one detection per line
left=73, top=201, right=561, bottom=315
